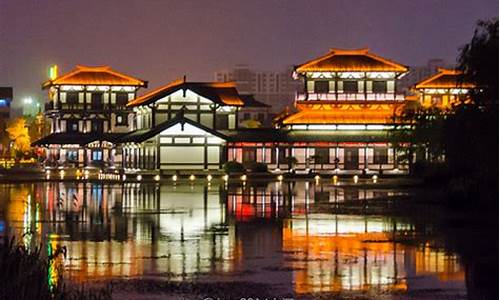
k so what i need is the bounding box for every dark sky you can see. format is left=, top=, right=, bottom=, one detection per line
left=0, top=0, right=497, bottom=109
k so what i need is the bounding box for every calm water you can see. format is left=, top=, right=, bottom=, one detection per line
left=0, top=181, right=470, bottom=298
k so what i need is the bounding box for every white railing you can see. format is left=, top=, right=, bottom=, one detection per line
left=296, top=92, right=405, bottom=101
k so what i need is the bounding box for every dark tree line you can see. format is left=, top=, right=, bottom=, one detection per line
left=391, top=18, right=498, bottom=205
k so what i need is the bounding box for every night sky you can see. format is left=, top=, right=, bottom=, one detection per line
left=0, top=0, right=497, bottom=110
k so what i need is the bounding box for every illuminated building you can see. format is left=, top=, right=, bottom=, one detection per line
left=34, top=65, right=147, bottom=168
left=35, top=48, right=413, bottom=174
left=120, top=78, right=267, bottom=171
left=414, top=68, right=474, bottom=108
left=226, top=48, right=410, bottom=174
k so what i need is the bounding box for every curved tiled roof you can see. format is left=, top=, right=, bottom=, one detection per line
left=127, top=79, right=246, bottom=107
left=42, top=65, right=147, bottom=89
left=295, top=48, right=408, bottom=73
left=415, top=68, right=474, bottom=89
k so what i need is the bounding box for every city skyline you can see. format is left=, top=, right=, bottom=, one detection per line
left=0, top=0, right=498, bottom=109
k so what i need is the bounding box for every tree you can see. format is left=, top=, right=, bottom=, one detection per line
left=458, top=19, right=499, bottom=110
left=449, top=19, right=498, bottom=183
left=6, top=118, right=31, bottom=158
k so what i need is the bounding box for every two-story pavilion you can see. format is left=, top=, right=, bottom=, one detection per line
left=120, top=78, right=268, bottom=171
left=34, top=65, right=147, bottom=169
left=414, top=68, right=474, bottom=108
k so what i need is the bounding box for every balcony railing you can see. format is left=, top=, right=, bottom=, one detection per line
left=44, top=102, right=131, bottom=111
left=296, top=93, right=406, bottom=101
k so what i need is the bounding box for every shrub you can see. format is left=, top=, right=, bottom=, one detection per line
left=0, top=236, right=112, bottom=300
left=245, top=162, right=268, bottom=173
left=223, top=161, right=245, bottom=174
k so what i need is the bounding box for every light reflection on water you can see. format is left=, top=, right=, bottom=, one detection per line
left=0, top=182, right=466, bottom=296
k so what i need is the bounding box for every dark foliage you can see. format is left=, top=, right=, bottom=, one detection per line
left=223, top=161, right=245, bottom=174
left=244, top=161, right=269, bottom=173
left=391, top=18, right=499, bottom=206
left=0, top=236, right=111, bottom=300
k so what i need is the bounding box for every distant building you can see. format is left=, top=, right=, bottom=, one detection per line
left=414, top=68, right=474, bottom=108
left=397, top=59, right=452, bottom=95
left=0, top=87, right=13, bottom=131
left=215, top=65, right=301, bottom=112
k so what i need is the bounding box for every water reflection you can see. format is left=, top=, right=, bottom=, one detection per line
left=0, top=182, right=466, bottom=296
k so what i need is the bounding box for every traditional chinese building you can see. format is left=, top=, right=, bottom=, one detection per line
left=225, top=48, right=410, bottom=174
left=414, top=68, right=473, bottom=108
left=34, top=65, right=147, bottom=169
left=119, top=79, right=267, bottom=172
left=35, top=48, right=413, bottom=175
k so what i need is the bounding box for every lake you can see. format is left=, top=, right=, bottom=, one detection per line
left=0, top=180, right=490, bottom=299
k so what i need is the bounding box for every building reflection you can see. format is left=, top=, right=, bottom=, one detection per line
left=227, top=182, right=465, bottom=295
left=0, top=181, right=465, bottom=295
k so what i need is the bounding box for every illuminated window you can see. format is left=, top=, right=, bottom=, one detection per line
left=432, top=95, right=442, bottom=106
left=92, top=150, right=103, bottom=161
left=66, top=150, right=78, bottom=161
left=372, top=81, right=387, bottom=93
left=242, top=148, right=256, bottom=163
left=314, top=81, right=329, bottom=93
left=373, top=148, right=388, bottom=164
left=343, top=81, right=358, bottom=93
left=116, top=114, right=128, bottom=125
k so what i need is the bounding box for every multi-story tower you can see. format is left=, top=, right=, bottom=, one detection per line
left=225, top=48, right=411, bottom=173
left=279, top=48, right=409, bottom=172
left=35, top=65, right=147, bottom=168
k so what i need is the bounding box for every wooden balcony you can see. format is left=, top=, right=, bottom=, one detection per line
left=296, top=92, right=406, bottom=101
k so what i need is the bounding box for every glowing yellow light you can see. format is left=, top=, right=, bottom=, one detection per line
left=172, top=174, right=178, bottom=181
left=240, top=174, right=247, bottom=181
left=314, top=175, right=321, bottom=181
left=222, top=174, right=229, bottom=181
left=189, top=174, right=196, bottom=181
left=59, top=170, right=65, bottom=179
left=49, top=65, right=58, bottom=80
left=332, top=175, right=338, bottom=184
left=45, top=170, right=50, bottom=175
left=122, top=174, right=126, bottom=181
left=372, top=175, right=378, bottom=183
left=353, top=175, right=359, bottom=183
left=277, top=175, right=283, bottom=181
left=207, top=174, right=212, bottom=181
left=136, top=174, right=142, bottom=181
left=154, top=174, right=160, bottom=181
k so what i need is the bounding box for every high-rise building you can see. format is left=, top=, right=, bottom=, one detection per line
left=0, top=87, right=13, bottom=131
left=397, top=59, right=453, bottom=94
left=215, top=65, right=302, bottom=112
